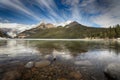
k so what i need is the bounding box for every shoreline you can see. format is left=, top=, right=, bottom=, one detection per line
left=0, top=38, right=120, bottom=42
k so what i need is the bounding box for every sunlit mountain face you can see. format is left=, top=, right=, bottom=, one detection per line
left=0, top=0, right=120, bottom=28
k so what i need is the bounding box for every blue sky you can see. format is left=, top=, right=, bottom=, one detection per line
left=0, top=0, right=120, bottom=27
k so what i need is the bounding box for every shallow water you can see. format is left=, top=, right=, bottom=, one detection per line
left=0, top=40, right=120, bottom=80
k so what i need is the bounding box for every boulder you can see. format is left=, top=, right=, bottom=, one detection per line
left=104, top=63, right=120, bottom=80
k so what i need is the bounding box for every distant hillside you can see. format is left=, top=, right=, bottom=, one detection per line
left=17, top=22, right=120, bottom=39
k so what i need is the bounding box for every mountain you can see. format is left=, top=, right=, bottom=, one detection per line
left=36, top=22, right=55, bottom=29
left=0, top=23, right=36, bottom=38
left=0, top=28, right=18, bottom=38
left=0, top=21, right=56, bottom=38
left=0, top=29, right=10, bottom=38
left=65, top=21, right=88, bottom=29
left=17, top=21, right=107, bottom=39
left=17, top=22, right=55, bottom=38
left=1, top=21, right=119, bottom=39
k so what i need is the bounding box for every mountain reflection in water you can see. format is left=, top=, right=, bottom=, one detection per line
left=0, top=40, right=120, bottom=80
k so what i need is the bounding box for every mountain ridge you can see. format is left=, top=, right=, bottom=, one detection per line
left=17, top=21, right=106, bottom=38
left=1, top=21, right=120, bottom=39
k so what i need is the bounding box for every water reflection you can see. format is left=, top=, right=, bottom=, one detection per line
left=52, top=50, right=73, bottom=60
left=0, top=40, right=120, bottom=65
left=0, top=40, right=40, bottom=64
left=28, top=40, right=120, bottom=80
left=0, top=40, right=120, bottom=80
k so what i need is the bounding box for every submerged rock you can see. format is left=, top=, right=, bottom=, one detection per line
left=69, top=71, right=82, bottom=79
left=2, top=71, right=21, bottom=80
left=35, top=60, right=51, bottom=68
left=104, top=63, right=120, bottom=80
left=25, top=61, right=34, bottom=68
left=0, top=69, right=4, bottom=73
left=57, top=78, right=68, bottom=80
left=74, top=60, right=92, bottom=66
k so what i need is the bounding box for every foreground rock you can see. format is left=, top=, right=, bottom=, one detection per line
left=2, top=71, right=21, bottom=80
left=25, top=61, right=34, bottom=68
left=25, top=60, right=51, bottom=69
left=35, top=60, right=51, bottom=68
left=104, top=63, right=120, bottom=80
left=21, top=61, right=83, bottom=80
left=74, top=60, right=92, bottom=66
left=69, top=71, right=82, bottom=79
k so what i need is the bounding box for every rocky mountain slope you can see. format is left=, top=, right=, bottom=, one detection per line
left=17, top=21, right=106, bottom=39
left=0, top=29, right=10, bottom=38
left=17, top=22, right=55, bottom=38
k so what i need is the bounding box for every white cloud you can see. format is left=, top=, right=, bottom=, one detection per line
left=0, top=22, right=35, bottom=32
left=91, top=0, right=120, bottom=27
left=64, top=0, right=120, bottom=27
left=0, top=22, right=37, bottom=37
left=80, top=0, right=101, bottom=14
left=91, top=14, right=120, bottom=27
left=62, top=0, right=98, bottom=25
left=7, top=32, right=17, bottom=38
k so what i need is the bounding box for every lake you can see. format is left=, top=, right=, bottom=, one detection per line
left=0, top=40, right=120, bottom=80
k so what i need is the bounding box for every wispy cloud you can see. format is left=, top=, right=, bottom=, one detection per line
left=62, top=0, right=99, bottom=25
left=0, top=0, right=41, bottom=20
left=0, top=0, right=120, bottom=27
left=34, top=0, right=65, bottom=23
left=62, top=0, right=82, bottom=21
left=91, top=0, right=120, bottom=27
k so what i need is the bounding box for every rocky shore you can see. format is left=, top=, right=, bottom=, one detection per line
left=0, top=60, right=120, bottom=80
left=1, top=60, right=83, bottom=80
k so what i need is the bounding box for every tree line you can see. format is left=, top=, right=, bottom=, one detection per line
left=88, top=24, right=120, bottom=39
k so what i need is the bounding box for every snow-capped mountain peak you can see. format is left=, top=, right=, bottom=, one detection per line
left=55, top=21, right=73, bottom=27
